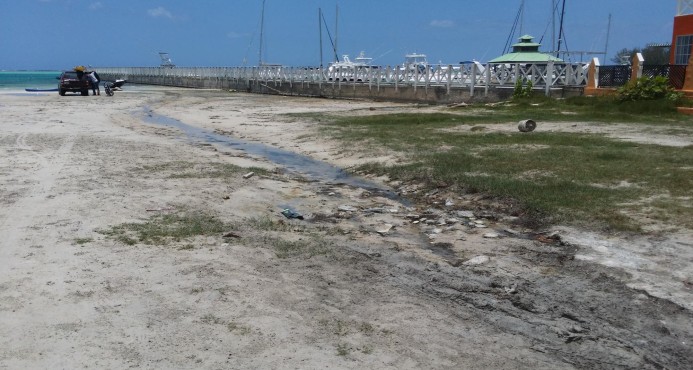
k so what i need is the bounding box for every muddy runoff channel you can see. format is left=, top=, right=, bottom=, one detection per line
left=138, top=108, right=692, bottom=368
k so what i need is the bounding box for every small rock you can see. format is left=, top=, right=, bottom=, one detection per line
left=463, top=255, right=490, bottom=266
left=242, top=171, right=255, bottom=179
left=425, top=189, right=439, bottom=197
left=503, top=228, right=520, bottom=236
left=445, top=199, right=454, bottom=207
left=376, top=224, right=394, bottom=235
left=457, top=210, right=475, bottom=218
left=338, top=205, right=358, bottom=212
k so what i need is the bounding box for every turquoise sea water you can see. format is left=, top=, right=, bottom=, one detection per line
left=0, top=71, right=61, bottom=90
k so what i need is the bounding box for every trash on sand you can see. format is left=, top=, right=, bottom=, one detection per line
left=242, top=171, right=255, bottom=179
left=518, top=119, right=537, bottom=132
left=281, top=208, right=304, bottom=220
left=338, top=205, right=358, bottom=212
left=376, top=224, right=394, bottom=235
left=483, top=232, right=500, bottom=239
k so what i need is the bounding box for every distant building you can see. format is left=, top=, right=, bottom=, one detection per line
left=672, top=0, right=693, bottom=64
left=488, top=35, right=563, bottom=63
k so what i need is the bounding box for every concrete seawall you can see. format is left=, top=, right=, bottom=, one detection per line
left=100, top=73, right=582, bottom=104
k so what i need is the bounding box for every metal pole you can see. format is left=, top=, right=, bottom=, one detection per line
left=556, top=0, right=567, bottom=58
left=259, top=0, right=266, bottom=66
left=604, top=14, right=612, bottom=60
left=319, top=8, right=323, bottom=68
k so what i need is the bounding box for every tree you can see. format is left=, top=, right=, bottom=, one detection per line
left=612, top=48, right=640, bottom=65
left=642, top=45, right=671, bottom=65
left=611, top=45, right=671, bottom=65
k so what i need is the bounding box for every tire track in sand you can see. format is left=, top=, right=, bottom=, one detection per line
left=0, top=133, right=76, bottom=274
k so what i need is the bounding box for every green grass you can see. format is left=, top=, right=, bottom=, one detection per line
left=315, top=100, right=693, bottom=231
left=266, top=235, right=330, bottom=259
left=480, top=95, right=690, bottom=124
left=73, top=237, right=93, bottom=245
left=140, top=161, right=267, bottom=179
left=98, top=210, right=229, bottom=246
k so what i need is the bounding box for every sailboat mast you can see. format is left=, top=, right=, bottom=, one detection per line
left=519, top=0, right=525, bottom=35
left=258, top=0, right=266, bottom=66
left=552, top=0, right=556, bottom=52
left=604, top=13, right=612, bottom=58
left=319, top=8, right=323, bottom=67
left=335, top=4, right=339, bottom=62
left=556, top=0, right=566, bottom=58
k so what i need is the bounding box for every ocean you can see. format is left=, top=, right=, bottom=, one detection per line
left=0, top=71, right=62, bottom=90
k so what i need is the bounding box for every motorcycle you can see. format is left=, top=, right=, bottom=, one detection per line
left=103, top=81, right=114, bottom=96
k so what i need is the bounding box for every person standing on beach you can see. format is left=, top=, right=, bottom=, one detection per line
left=87, top=70, right=100, bottom=96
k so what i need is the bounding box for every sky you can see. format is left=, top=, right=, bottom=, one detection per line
left=0, top=0, right=678, bottom=70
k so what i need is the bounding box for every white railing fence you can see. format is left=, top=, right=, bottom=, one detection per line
left=98, top=61, right=588, bottom=95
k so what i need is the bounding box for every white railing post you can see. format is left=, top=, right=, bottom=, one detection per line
left=545, top=61, right=554, bottom=96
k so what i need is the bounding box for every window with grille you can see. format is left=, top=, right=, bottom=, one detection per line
left=675, top=35, right=693, bottom=64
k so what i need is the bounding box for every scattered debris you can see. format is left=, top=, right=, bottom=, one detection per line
left=337, top=205, right=358, bottom=212
left=518, top=119, right=537, bottom=132
left=281, top=208, right=304, bottom=220
left=483, top=232, right=500, bottom=239
left=242, top=171, right=255, bottom=179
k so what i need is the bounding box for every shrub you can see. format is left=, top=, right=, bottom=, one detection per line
left=513, top=79, right=534, bottom=99
left=617, top=76, right=683, bottom=102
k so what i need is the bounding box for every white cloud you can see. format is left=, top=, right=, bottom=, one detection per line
left=89, top=2, right=103, bottom=10
left=148, top=6, right=174, bottom=19
left=430, top=20, right=455, bottom=28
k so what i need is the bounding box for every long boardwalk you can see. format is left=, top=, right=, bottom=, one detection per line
left=98, top=62, right=588, bottom=103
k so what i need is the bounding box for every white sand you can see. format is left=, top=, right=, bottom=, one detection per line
left=1, top=87, right=691, bottom=369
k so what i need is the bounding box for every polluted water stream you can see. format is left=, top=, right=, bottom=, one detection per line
left=138, top=107, right=405, bottom=203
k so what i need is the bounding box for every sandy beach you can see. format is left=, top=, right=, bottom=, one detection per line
left=1, top=87, right=691, bottom=369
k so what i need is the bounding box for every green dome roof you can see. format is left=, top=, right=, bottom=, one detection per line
left=488, top=35, right=563, bottom=63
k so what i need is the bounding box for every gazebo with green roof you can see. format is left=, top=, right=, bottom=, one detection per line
left=488, top=35, right=563, bottom=63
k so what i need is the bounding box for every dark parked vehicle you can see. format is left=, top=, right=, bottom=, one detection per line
left=58, top=71, right=90, bottom=96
